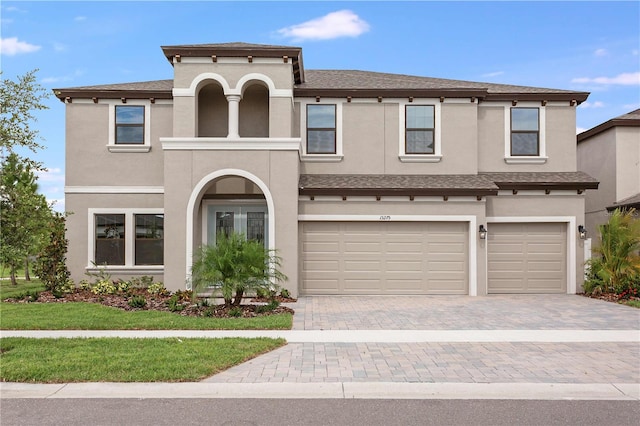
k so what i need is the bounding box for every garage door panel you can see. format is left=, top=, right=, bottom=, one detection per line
left=301, top=221, right=468, bottom=295
left=488, top=222, right=566, bottom=294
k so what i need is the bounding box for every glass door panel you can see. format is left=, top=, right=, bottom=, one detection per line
left=205, top=204, right=268, bottom=247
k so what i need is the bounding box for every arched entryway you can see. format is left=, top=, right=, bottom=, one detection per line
left=185, top=169, right=276, bottom=279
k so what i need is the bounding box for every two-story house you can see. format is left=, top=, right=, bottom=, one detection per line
left=577, top=109, right=640, bottom=234
left=55, top=42, right=598, bottom=297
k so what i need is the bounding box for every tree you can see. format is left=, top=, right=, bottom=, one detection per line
left=1, top=69, right=49, bottom=167
left=0, top=153, right=52, bottom=285
left=191, top=232, right=287, bottom=307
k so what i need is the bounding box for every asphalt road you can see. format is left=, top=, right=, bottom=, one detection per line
left=1, top=399, right=639, bottom=426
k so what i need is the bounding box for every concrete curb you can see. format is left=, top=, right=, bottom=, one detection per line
left=1, top=382, right=638, bottom=400
left=2, top=329, right=639, bottom=343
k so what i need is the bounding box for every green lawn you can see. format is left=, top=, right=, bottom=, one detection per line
left=0, top=337, right=286, bottom=383
left=1, top=278, right=292, bottom=330
left=0, top=302, right=292, bottom=329
left=0, top=278, right=45, bottom=299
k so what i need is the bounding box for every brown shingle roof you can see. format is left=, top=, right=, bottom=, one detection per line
left=299, top=174, right=499, bottom=197
left=480, top=172, right=599, bottom=190
left=607, top=192, right=640, bottom=211
left=577, top=108, right=640, bottom=142
left=53, top=80, right=173, bottom=101
left=299, top=172, right=599, bottom=196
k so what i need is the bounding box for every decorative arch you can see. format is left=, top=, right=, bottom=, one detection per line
left=235, top=73, right=276, bottom=96
left=185, top=169, right=276, bottom=280
left=186, top=72, right=232, bottom=96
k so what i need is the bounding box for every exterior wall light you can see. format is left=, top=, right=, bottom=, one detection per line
left=578, top=225, right=587, bottom=240
left=479, top=225, right=488, bottom=240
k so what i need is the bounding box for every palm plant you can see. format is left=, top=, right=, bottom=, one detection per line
left=586, top=208, right=640, bottom=294
left=190, top=232, right=287, bottom=306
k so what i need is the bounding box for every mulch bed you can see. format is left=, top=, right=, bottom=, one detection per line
left=580, top=292, right=640, bottom=304
left=5, top=288, right=295, bottom=318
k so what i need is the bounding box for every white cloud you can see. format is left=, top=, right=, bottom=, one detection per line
left=594, top=48, right=607, bottom=57
left=276, top=10, right=370, bottom=41
left=41, top=69, right=85, bottom=85
left=576, top=127, right=587, bottom=134
left=632, top=50, right=639, bottom=56
left=623, top=103, right=640, bottom=111
left=571, top=72, right=640, bottom=86
left=75, top=16, right=87, bottom=22
left=36, top=167, right=64, bottom=183
left=579, top=101, right=605, bottom=109
left=482, top=71, right=504, bottom=78
left=0, top=37, right=41, bottom=55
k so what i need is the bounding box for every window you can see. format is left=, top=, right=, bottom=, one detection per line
left=134, top=214, right=164, bottom=266
left=91, top=210, right=164, bottom=269
left=115, top=106, right=145, bottom=144
left=306, top=104, right=336, bottom=154
left=95, top=214, right=125, bottom=265
left=398, top=101, right=441, bottom=162
left=511, top=108, right=539, bottom=156
left=406, top=105, right=435, bottom=154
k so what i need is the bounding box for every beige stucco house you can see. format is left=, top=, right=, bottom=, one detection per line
left=55, top=42, right=598, bottom=297
left=577, top=109, right=640, bottom=235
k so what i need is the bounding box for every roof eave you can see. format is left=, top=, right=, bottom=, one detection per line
left=294, top=88, right=488, bottom=99
left=577, top=118, right=640, bottom=142
left=299, top=187, right=498, bottom=197
left=52, top=89, right=173, bottom=102
left=484, top=92, right=590, bottom=104
left=493, top=181, right=600, bottom=191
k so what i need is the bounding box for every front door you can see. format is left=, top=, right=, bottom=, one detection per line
left=204, top=203, right=268, bottom=246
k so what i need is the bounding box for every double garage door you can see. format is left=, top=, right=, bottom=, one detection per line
left=301, top=221, right=468, bottom=295
left=300, top=221, right=567, bottom=295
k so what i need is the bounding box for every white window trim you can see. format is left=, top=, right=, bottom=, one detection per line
left=399, top=100, right=442, bottom=163
left=504, top=103, right=547, bottom=164
left=299, top=100, right=343, bottom=162
left=107, top=100, right=152, bottom=153
left=87, top=208, right=164, bottom=271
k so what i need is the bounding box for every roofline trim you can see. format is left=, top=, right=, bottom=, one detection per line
left=298, top=188, right=499, bottom=197
left=577, top=117, right=640, bottom=142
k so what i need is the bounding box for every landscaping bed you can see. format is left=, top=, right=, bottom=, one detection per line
left=4, top=288, right=295, bottom=318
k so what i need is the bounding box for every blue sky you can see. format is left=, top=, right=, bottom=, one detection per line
left=2, top=1, right=639, bottom=211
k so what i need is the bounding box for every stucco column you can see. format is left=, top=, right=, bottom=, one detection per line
left=227, top=95, right=241, bottom=138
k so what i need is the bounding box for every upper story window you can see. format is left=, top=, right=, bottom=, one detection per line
left=108, top=101, right=152, bottom=153
left=115, top=106, right=145, bottom=144
left=306, top=104, right=336, bottom=154
left=406, top=105, right=435, bottom=154
left=399, top=101, right=441, bottom=163
left=504, top=104, right=546, bottom=164
left=511, top=108, right=539, bottom=156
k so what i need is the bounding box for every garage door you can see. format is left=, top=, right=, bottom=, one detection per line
left=487, top=223, right=566, bottom=293
left=300, top=221, right=468, bottom=295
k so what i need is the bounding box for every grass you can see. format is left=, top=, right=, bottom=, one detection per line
left=0, top=278, right=45, bottom=299
left=0, top=302, right=292, bottom=330
left=0, top=337, right=286, bottom=383
left=621, top=299, right=640, bottom=308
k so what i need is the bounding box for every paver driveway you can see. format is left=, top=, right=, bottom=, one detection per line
left=205, top=295, right=640, bottom=384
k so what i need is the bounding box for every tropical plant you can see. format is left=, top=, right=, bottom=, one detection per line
left=34, top=212, right=70, bottom=292
left=585, top=208, right=640, bottom=295
left=190, top=232, right=287, bottom=307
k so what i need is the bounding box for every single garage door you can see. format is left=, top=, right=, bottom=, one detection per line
left=300, top=221, right=468, bottom=295
left=487, top=222, right=567, bottom=294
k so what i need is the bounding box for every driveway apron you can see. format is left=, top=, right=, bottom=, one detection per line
left=204, top=295, right=640, bottom=385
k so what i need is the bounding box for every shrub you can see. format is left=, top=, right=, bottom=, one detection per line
left=116, top=280, right=132, bottom=294
left=191, top=232, right=287, bottom=307
left=280, top=288, right=291, bottom=299
left=147, top=282, right=168, bottom=296
left=78, top=280, right=92, bottom=291
left=91, top=279, right=117, bottom=295
left=127, top=295, right=147, bottom=309
left=166, top=294, right=185, bottom=312
left=228, top=307, right=242, bottom=317
left=586, top=208, right=640, bottom=295
left=130, top=276, right=154, bottom=288
left=34, top=213, right=70, bottom=292
left=256, top=299, right=280, bottom=314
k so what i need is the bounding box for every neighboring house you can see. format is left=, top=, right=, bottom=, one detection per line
left=54, top=42, right=598, bottom=297
left=577, top=109, right=640, bottom=235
